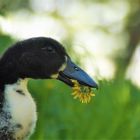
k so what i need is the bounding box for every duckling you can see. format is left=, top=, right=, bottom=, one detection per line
left=0, top=37, right=98, bottom=140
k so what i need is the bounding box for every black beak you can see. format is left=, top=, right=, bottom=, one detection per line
left=58, top=58, right=98, bottom=89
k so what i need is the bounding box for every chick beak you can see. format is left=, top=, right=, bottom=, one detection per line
left=58, top=58, right=98, bottom=89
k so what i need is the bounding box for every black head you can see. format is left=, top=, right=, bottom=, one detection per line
left=16, top=37, right=67, bottom=79
left=0, top=37, right=98, bottom=88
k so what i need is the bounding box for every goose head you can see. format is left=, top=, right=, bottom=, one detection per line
left=0, top=37, right=98, bottom=88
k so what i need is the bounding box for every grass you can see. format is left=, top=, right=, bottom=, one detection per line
left=29, top=79, right=140, bottom=140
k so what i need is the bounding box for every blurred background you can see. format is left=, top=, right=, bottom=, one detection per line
left=0, top=0, right=140, bottom=139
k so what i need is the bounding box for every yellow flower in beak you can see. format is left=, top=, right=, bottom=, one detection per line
left=71, top=80, right=95, bottom=103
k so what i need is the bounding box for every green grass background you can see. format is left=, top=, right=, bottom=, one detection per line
left=29, top=79, right=140, bottom=140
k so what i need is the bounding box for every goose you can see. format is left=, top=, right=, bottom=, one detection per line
left=0, top=37, right=98, bottom=140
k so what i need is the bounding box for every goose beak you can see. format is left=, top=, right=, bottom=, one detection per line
left=58, top=58, right=98, bottom=89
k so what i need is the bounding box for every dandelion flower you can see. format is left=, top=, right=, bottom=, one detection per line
left=71, top=80, right=95, bottom=103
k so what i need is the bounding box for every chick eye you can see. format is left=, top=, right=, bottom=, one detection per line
left=42, top=46, right=55, bottom=53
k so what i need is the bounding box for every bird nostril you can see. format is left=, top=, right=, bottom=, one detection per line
left=74, top=66, right=79, bottom=71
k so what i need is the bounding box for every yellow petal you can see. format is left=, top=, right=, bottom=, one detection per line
left=71, top=79, right=96, bottom=103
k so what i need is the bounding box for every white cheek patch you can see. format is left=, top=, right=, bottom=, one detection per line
left=50, top=56, right=67, bottom=79
left=59, top=62, right=66, bottom=72
left=50, top=63, right=66, bottom=79
left=51, top=73, right=59, bottom=78
left=59, top=56, right=67, bottom=71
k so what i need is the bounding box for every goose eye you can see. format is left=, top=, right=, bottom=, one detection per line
left=42, top=46, right=55, bottom=53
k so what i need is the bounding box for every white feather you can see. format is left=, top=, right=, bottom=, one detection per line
left=3, top=79, right=37, bottom=140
